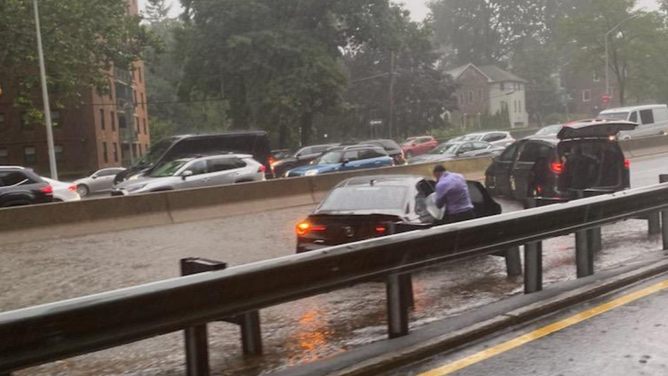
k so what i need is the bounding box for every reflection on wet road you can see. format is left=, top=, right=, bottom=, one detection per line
left=4, top=154, right=668, bottom=376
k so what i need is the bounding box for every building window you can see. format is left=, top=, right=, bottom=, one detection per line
left=0, top=113, right=5, bottom=131
left=138, top=67, right=142, bottom=83
left=50, top=111, right=61, bottom=128
left=21, top=113, right=33, bottom=130
left=100, top=109, right=106, bottom=130
left=113, top=142, right=119, bottom=162
left=500, top=82, right=505, bottom=91
left=111, top=111, right=116, bottom=131
left=54, top=145, right=63, bottom=163
left=143, top=118, right=147, bottom=135
left=0, top=148, right=8, bottom=164
left=593, top=71, right=601, bottom=82
left=583, top=89, right=592, bottom=102
left=24, top=147, right=36, bottom=165
left=140, top=92, right=145, bottom=109
left=135, top=116, right=140, bottom=134
left=103, top=142, right=108, bottom=163
left=133, top=90, right=138, bottom=107
left=132, top=144, right=138, bottom=158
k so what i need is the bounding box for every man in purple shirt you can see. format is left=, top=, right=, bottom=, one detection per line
left=433, top=165, right=475, bottom=224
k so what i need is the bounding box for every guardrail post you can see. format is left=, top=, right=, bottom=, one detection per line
left=574, top=192, right=594, bottom=278
left=386, top=273, right=410, bottom=338
left=504, top=246, right=522, bottom=277
left=524, top=198, right=543, bottom=293
left=661, top=175, right=668, bottom=250
left=648, top=212, right=661, bottom=236
left=583, top=191, right=602, bottom=252
left=239, top=311, right=263, bottom=356
left=181, top=258, right=227, bottom=376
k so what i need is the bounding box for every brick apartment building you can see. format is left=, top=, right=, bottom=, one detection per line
left=0, top=0, right=150, bottom=178
left=560, top=68, right=621, bottom=118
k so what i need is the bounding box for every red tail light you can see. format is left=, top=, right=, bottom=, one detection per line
left=550, top=162, right=564, bottom=174
left=258, top=165, right=267, bottom=173
left=624, top=159, right=630, bottom=169
left=376, top=226, right=387, bottom=234
left=296, top=221, right=326, bottom=236
left=40, top=185, right=53, bottom=195
left=68, top=185, right=77, bottom=192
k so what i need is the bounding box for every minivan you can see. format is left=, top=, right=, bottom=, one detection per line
left=598, top=104, right=668, bottom=139
left=485, top=120, right=636, bottom=202
left=114, top=131, right=273, bottom=183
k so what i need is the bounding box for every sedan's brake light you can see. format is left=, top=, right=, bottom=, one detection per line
left=376, top=226, right=387, bottom=234
left=625, top=159, right=630, bottom=169
left=40, top=185, right=53, bottom=195
left=68, top=185, right=77, bottom=192
left=550, top=162, right=564, bottom=174
left=258, top=165, right=267, bottom=173
left=296, top=221, right=326, bottom=236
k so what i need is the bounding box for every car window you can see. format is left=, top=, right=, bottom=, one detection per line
left=150, top=160, right=190, bottom=177
left=459, top=143, right=474, bottom=152
left=0, top=171, right=32, bottom=187
left=311, top=146, right=331, bottom=153
left=316, top=151, right=343, bottom=165
left=186, top=160, right=208, bottom=175
left=297, top=147, right=313, bottom=156
left=472, top=142, right=489, bottom=150
left=207, top=157, right=246, bottom=173
left=319, top=186, right=408, bottom=211
left=467, top=181, right=485, bottom=204
left=655, top=108, right=668, bottom=122
left=483, top=133, right=502, bottom=142
left=359, top=148, right=387, bottom=159
left=343, top=150, right=361, bottom=161
left=499, top=142, right=520, bottom=162
left=640, top=109, right=655, bottom=125
left=629, top=111, right=638, bottom=123
left=518, top=142, right=543, bottom=162
left=97, top=169, right=118, bottom=177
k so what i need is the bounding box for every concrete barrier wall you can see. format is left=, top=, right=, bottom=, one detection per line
left=0, top=134, right=666, bottom=245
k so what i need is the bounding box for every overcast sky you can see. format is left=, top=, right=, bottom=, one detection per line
left=144, top=0, right=660, bottom=22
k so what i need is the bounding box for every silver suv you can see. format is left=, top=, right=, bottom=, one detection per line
left=111, top=154, right=265, bottom=195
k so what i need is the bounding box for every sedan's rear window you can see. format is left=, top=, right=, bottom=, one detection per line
left=319, top=186, right=408, bottom=211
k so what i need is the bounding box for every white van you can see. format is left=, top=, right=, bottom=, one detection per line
left=598, top=104, right=668, bottom=140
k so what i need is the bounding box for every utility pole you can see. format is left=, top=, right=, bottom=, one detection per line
left=605, top=14, right=640, bottom=106
left=388, top=51, right=396, bottom=140
left=33, top=0, right=58, bottom=179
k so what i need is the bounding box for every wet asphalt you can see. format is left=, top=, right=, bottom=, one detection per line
left=2, top=154, right=667, bottom=376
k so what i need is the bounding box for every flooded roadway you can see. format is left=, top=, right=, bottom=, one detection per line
left=1, top=154, right=667, bottom=376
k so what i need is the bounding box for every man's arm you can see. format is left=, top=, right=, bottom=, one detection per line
left=435, top=180, right=449, bottom=209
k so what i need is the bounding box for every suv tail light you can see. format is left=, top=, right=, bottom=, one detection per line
left=40, top=185, right=53, bottom=195
left=296, top=220, right=326, bottom=236
left=258, top=165, right=267, bottom=173
left=550, top=162, right=564, bottom=174
left=376, top=226, right=387, bottom=234
left=624, top=159, right=630, bottom=169
left=68, top=185, right=77, bottom=192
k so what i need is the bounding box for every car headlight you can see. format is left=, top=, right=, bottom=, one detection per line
left=305, top=170, right=319, bottom=176
left=128, top=174, right=141, bottom=181
left=126, top=184, right=147, bottom=192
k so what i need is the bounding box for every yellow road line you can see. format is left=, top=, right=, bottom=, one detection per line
left=417, top=279, right=668, bottom=376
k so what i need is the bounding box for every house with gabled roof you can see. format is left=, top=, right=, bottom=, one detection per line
left=446, top=63, right=529, bottom=129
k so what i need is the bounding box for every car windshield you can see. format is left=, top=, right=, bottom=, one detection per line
left=136, top=138, right=175, bottom=168
left=428, top=143, right=460, bottom=155
left=149, top=160, right=189, bottom=177
left=537, top=125, right=562, bottom=135
left=462, top=134, right=482, bottom=141
left=319, top=186, right=408, bottom=212
left=315, top=151, right=343, bottom=165
left=599, top=112, right=629, bottom=121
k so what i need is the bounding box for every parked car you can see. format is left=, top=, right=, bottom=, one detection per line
left=409, top=141, right=503, bottom=164
left=485, top=120, right=635, bottom=202
left=358, top=139, right=406, bottom=165
left=0, top=167, right=53, bottom=207
left=598, top=104, right=668, bottom=140
left=295, top=175, right=501, bottom=253
left=111, top=154, right=266, bottom=196
left=114, top=131, right=273, bottom=184
left=401, top=136, right=438, bottom=158
left=41, top=177, right=81, bottom=202
left=532, top=124, right=563, bottom=138
left=74, top=168, right=125, bottom=197
left=272, top=144, right=339, bottom=178
left=460, top=131, right=515, bottom=147
left=286, top=145, right=394, bottom=177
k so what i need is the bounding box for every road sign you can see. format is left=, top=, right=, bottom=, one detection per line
left=369, top=119, right=383, bottom=126
left=603, top=95, right=611, bottom=105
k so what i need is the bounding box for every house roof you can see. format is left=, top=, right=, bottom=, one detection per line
left=446, top=63, right=527, bottom=83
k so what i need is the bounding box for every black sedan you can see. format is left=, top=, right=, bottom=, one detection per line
left=295, top=175, right=501, bottom=253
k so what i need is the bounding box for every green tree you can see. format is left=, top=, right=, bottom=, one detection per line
left=0, top=0, right=157, bottom=117
left=560, top=0, right=667, bottom=105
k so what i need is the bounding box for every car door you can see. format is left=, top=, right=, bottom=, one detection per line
left=510, top=141, right=552, bottom=200
left=467, top=181, right=502, bottom=218
left=178, top=160, right=209, bottom=189
left=639, top=109, right=656, bottom=137
left=489, top=141, right=521, bottom=196
left=206, top=157, right=244, bottom=187
left=89, top=169, right=115, bottom=192
left=339, top=150, right=362, bottom=171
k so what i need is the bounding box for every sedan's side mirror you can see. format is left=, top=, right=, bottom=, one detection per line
left=182, top=170, right=194, bottom=180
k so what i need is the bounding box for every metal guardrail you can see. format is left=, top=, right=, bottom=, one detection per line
left=3, top=177, right=668, bottom=376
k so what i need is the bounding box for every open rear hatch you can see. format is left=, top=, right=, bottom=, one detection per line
left=557, top=121, right=637, bottom=139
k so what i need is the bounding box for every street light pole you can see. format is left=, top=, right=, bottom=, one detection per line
left=33, top=0, right=58, bottom=179
left=604, top=14, right=640, bottom=104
